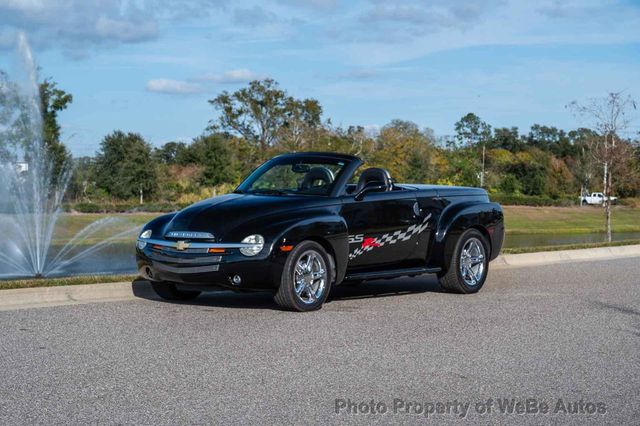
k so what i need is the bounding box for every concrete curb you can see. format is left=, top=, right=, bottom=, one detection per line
left=1, top=245, right=638, bottom=311
left=493, top=244, right=640, bottom=268
left=0, top=282, right=137, bottom=311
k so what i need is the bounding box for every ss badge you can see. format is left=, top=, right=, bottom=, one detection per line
left=348, top=234, right=364, bottom=244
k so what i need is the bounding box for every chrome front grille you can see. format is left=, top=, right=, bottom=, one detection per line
left=161, top=247, right=210, bottom=254
left=149, top=253, right=222, bottom=264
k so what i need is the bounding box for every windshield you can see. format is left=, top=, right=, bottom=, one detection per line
left=236, top=157, right=350, bottom=196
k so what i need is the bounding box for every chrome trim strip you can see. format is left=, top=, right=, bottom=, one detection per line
left=165, top=231, right=215, bottom=239
left=139, top=238, right=257, bottom=249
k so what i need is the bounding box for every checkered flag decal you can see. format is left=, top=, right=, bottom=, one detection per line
left=348, top=213, right=432, bottom=260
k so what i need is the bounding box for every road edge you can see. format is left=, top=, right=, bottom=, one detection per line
left=1, top=244, right=639, bottom=311
left=492, top=243, right=640, bottom=268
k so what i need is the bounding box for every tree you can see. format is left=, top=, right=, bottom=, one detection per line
left=277, top=97, right=322, bottom=151
left=67, top=156, right=96, bottom=202
left=189, top=134, right=238, bottom=186
left=372, top=120, right=436, bottom=182
left=527, top=124, right=575, bottom=158
left=489, top=127, right=523, bottom=152
left=568, top=92, right=637, bottom=241
left=454, top=113, right=492, bottom=187
left=0, top=70, right=48, bottom=162
left=153, top=141, right=188, bottom=165
left=566, top=128, right=599, bottom=196
left=94, top=131, right=158, bottom=202
left=208, top=79, right=322, bottom=155
left=39, top=78, right=73, bottom=183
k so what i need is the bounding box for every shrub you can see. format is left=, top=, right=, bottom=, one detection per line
left=489, top=194, right=577, bottom=207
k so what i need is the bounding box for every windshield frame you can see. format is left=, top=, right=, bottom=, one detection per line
left=235, top=153, right=362, bottom=197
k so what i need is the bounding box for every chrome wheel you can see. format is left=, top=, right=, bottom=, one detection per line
left=459, top=237, right=485, bottom=286
left=293, top=250, right=327, bottom=305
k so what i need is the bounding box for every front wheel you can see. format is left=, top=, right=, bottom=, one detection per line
left=151, top=281, right=201, bottom=301
left=274, top=241, right=333, bottom=312
left=438, top=229, right=489, bottom=294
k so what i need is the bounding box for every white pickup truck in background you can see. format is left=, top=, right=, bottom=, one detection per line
left=579, top=192, right=618, bottom=206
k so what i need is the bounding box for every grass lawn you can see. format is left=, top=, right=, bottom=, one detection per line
left=41, top=206, right=640, bottom=244
left=49, top=213, right=156, bottom=245
left=503, top=205, right=640, bottom=235
left=0, top=274, right=137, bottom=290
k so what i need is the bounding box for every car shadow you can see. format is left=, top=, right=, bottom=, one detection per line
left=131, top=275, right=446, bottom=311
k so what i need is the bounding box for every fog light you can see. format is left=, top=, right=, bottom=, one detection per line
left=137, top=240, right=147, bottom=250
left=231, top=275, right=242, bottom=285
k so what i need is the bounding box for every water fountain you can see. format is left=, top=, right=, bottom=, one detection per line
left=0, top=33, right=139, bottom=279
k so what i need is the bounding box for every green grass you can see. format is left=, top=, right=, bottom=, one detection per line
left=0, top=274, right=137, bottom=290
left=34, top=206, right=640, bottom=243
left=50, top=213, right=155, bottom=244
left=504, top=206, right=640, bottom=235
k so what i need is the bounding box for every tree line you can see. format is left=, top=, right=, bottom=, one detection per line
left=2, top=73, right=639, bottom=207
left=73, top=79, right=639, bottom=206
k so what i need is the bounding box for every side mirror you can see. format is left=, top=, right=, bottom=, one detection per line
left=354, top=181, right=387, bottom=201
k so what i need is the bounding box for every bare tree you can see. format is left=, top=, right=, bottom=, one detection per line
left=568, top=92, right=637, bottom=242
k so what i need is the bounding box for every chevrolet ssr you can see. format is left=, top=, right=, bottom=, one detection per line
left=136, top=152, right=505, bottom=311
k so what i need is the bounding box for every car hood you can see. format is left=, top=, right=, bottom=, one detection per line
left=162, top=193, right=331, bottom=241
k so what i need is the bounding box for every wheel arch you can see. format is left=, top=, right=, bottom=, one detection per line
left=273, top=215, right=348, bottom=284
left=430, top=201, right=503, bottom=272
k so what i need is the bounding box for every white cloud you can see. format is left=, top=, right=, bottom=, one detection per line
left=145, top=78, right=203, bottom=94
left=0, top=0, right=228, bottom=54
left=94, top=16, right=158, bottom=43
left=145, top=69, right=266, bottom=95
left=199, top=69, right=267, bottom=84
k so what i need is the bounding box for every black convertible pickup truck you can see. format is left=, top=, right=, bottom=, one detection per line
left=136, top=152, right=504, bottom=311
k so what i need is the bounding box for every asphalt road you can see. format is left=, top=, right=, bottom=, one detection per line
left=1, top=258, right=639, bottom=425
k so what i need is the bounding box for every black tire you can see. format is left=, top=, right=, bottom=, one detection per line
left=438, top=229, right=490, bottom=294
left=274, top=240, right=333, bottom=312
left=151, top=281, right=201, bottom=301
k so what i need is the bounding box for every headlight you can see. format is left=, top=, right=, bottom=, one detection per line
left=137, top=229, right=152, bottom=249
left=240, top=234, right=264, bottom=256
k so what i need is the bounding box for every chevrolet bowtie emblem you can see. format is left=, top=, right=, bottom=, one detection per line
left=175, top=241, right=190, bottom=251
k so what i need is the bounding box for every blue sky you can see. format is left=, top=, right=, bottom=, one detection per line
left=1, top=0, right=639, bottom=156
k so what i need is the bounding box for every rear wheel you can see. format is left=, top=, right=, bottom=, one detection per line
left=151, top=281, right=201, bottom=301
left=274, top=241, right=333, bottom=312
left=438, top=229, right=489, bottom=294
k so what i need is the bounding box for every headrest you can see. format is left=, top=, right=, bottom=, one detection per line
left=300, top=166, right=335, bottom=190
left=356, top=167, right=392, bottom=193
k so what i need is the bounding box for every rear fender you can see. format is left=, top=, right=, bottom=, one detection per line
left=430, top=202, right=504, bottom=271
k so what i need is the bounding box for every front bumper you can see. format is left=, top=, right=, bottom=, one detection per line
left=135, top=238, right=282, bottom=290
